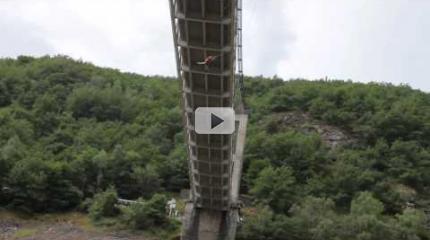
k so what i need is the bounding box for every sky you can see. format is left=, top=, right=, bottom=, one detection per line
left=0, top=0, right=429, bottom=92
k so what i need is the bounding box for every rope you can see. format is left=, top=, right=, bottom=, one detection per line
left=236, top=0, right=246, bottom=112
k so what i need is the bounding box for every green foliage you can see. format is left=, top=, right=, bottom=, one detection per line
left=396, top=208, right=428, bottom=239
left=122, top=193, right=169, bottom=230
left=0, top=56, right=186, bottom=212
left=237, top=206, right=293, bottom=240
left=245, top=159, right=270, bottom=187
left=88, top=187, right=119, bottom=220
left=351, top=192, right=384, bottom=216
left=241, top=77, right=430, bottom=238
left=6, top=157, right=82, bottom=212
left=67, top=86, right=138, bottom=122
left=0, top=56, right=429, bottom=237
left=251, top=166, right=297, bottom=212
left=240, top=196, right=429, bottom=240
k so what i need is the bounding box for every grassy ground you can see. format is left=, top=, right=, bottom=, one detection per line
left=0, top=195, right=186, bottom=239
left=0, top=210, right=162, bottom=240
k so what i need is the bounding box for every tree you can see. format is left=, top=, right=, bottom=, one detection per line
left=237, top=206, right=292, bottom=240
left=122, top=193, right=169, bottom=230
left=89, top=187, right=119, bottom=220
left=7, top=157, right=81, bottom=212
left=251, top=166, right=297, bottom=212
left=351, top=192, right=384, bottom=216
left=245, top=159, right=270, bottom=189
left=66, top=86, right=138, bottom=122
left=158, top=144, right=189, bottom=192
left=131, top=165, right=162, bottom=198
left=396, top=208, right=428, bottom=240
left=259, top=131, right=326, bottom=182
left=1, top=56, right=430, bottom=237
left=289, top=196, right=336, bottom=232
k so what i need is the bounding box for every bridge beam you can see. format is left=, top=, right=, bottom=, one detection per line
left=168, top=0, right=246, bottom=239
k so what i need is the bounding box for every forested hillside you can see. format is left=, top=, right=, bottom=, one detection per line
left=240, top=76, right=430, bottom=239
left=0, top=56, right=429, bottom=239
left=0, top=56, right=188, bottom=213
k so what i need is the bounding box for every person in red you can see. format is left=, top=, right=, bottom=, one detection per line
left=197, top=55, right=219, bottom=65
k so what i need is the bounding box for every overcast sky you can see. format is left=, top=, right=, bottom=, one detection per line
left=1, top=0, right=429, bottom=91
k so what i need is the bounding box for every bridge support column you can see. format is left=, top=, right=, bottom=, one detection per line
left=181, top=204, right=239, bottom=240
left=181, top=115, right=247, bottom=240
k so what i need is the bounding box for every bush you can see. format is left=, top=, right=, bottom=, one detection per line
left=250, top=166, right=297, bottom=212
left=122, top=193, right=168, bottom=230
left=350, top=191, right=384, bottom=216
left=237, top=206, right=296, bottom=240
left=89, top=187, right=119, bottom=220
left=6, top=158, right=82, bottom=213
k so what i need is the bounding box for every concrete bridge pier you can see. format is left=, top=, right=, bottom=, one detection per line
left=181, top=203, right=239, bottom=240
left=181, top=115, right=247, bottom=240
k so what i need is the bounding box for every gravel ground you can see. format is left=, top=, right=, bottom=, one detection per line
left=0, top=212, right=160, bottom=240
left=0, top=220, right=20, bottom=240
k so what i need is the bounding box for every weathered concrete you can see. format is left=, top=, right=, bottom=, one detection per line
left=181, top=202, right=198, bottom=240
left=223, top=114, right=247, bottom=240
left=231, top=114, right=247, bottom=204
left=197, top=210, right=224, bottom=240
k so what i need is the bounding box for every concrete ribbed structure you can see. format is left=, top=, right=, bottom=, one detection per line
left=169, top=0, right=237, bottom=211
left=169, top=0, right=245, bottom=239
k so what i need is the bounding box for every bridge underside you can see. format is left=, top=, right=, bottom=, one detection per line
left=170, top=0, right=236, bottom=211
left=169, top=0, right=245, bottom=239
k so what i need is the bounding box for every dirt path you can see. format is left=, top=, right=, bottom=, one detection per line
left=0, top=211, right=157, bottom=240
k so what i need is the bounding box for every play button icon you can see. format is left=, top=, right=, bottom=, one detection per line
left=195, top=107, right=235, bottom=134
left=211, top=113, right=224, bottom=129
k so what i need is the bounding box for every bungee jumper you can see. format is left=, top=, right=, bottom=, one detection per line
left=196, top=55, right=219, bottom=65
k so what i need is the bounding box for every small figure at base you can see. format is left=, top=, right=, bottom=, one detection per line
left=167, top=198, right=178, bottom=218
